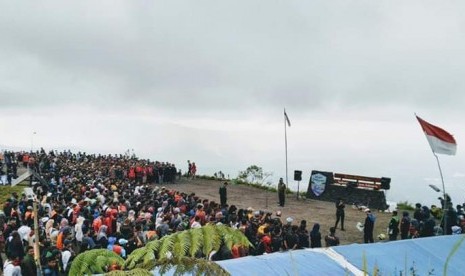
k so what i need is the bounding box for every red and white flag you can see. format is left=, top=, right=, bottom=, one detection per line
left=416, top=116, right=457, bottom=155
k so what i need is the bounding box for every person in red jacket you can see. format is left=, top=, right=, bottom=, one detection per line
left=135, top=165, right=143, bottom=184
left=128, top=167, right=136, bottom=181
left=190, top=162, right=197, bottom=179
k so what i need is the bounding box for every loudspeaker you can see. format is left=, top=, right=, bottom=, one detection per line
left=294, top=170, right=302, bottom=181
left=380, top=177, right=391, bottom=190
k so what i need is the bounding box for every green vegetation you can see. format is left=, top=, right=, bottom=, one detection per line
left=396, top=201, right=415, bottom=211
left=197, top=175, right=217, bottom=181
left=69, top=249, right=125, bottom=275
left=0, top=184, right=25, bottom=206
left=69, top=224, right=250, bottom=275
left=231, top=178, right=278, bottom=193
left=197, top=165, right=299, bottom=196
left=237, top=165, right=272, bottom=185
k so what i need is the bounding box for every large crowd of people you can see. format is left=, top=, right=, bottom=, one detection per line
left=0, top=149, right=464, bottom=275
left=0, top=149, right=327, bottom=275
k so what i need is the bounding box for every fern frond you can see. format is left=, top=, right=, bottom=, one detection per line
left=93, top=255, right=110, bottom=274
left=69, top=249, right=123, bottom=276
left=124, top=247, right=148, bottom=270
left=215, top=224, right=246, bottom=250
left=120, top=224, right=250, bottom=273
left=105, top=268, right=153, bottom=276
left=145, top=239, right=161, bottom=252
left=172, top=231, right=190, bottom=262
left=104, top=270, right=126, bottom=276
left=188, top=227, right=204, bottom=257
left=141, top=250, right=156, bottom=269
left=158, top=234, right=175, bottom=260
left=157, top=256, right=230, bottom=276
left=201, top=224, right=222, bottom=257
left=210, top=224, right=223, bottom=252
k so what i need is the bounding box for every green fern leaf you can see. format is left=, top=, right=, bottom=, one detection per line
left=158, top=234, right=175, bottom=260
left=188, top=227, right=203, bottom=257
left=124, top=247, right=147, bottom=270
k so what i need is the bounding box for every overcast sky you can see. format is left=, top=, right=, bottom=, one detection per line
left=1, top=1, right=465, bottom=207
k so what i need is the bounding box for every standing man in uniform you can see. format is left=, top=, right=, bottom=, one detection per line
left=219, top=182, right=228, bottom=207
left=334, top=197, right=345, bottom=231
left=278, top=178, right=286, bottom=207
left=388, top=210, right=400, bottom=241
left=363, top=209, right=376, bottom=243
left=187, top=160, right=192, bottom=178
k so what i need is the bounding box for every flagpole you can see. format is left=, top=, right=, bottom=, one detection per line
left=284, top=110, right=288, bottom=187
left=434, top=153, right=448, bottom=235
left=416, top=114, right=457, bottom=236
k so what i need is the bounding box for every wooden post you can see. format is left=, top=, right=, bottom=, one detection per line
left=33, top=200, right=42, bottom=274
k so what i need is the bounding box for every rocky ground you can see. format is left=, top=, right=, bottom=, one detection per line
left=168, top=177, right=393, bottom=245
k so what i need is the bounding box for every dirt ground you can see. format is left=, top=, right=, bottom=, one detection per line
left=169, top=177, right=392, bottom=245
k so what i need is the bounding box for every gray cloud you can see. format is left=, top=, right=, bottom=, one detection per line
left=2, top=1, right=465, bottom=207
left=2, top=1, right=465, bottom=116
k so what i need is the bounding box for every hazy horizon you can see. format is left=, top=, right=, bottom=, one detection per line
left=1, top=1, right=465, bottom=208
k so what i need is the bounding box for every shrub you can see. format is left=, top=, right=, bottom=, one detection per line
left=0, top=185, right=25, bottom=207
left=397, top=201, right=415, bottom=211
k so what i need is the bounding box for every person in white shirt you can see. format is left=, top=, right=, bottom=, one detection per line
left=61, top=240, right=74, bottom=272
left=17, top=221, right=31, bottom=243
left=75, top=216, right=84, bottom=243
left=3, top=256, right=22, bottom=276
left=190, top=216, right=202, bottom=229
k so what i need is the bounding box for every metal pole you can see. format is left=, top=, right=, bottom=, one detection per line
left=434, top=154, right=447, bottom=235
left=296, top=180, right=300, bottom=200
left=284, top=110, right=288, bottom=187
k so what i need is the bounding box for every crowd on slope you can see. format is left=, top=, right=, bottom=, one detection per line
left=2, top=149, right=463, bottom=275
left=1, top=149, right=179, bottom=275
left=0, top=149, right=339, bottom=275
left=0, top=149, right=332, bottom=275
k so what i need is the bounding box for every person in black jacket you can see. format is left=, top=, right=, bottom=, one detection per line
left=310, top=223, right=322, bottom=248
left=7, top=231, right=25, bottom=260
left=363, top=209, right=375, bottom=243
left=277, top=178, right=286, bottom=207
left=297, top=220, right=309, bottom=249
left=419, top=206, right=435, bottom=237
left=400, top=211, right=411, bottom=240
left=334, top=198, right=345, bottom=231
left=219, top=182, right=228, bottom=207
left=324, top=227, right=340, bottom=247
left=413, top=203, right=422, bottom=221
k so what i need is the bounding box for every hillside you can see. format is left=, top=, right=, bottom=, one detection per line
left=169, top=177, right=393, bottom=245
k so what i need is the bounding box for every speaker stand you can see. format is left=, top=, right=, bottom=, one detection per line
left=296, top=180, right=300, bottom=200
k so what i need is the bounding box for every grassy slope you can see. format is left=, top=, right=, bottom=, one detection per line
left=0, top=185, right=25, bottom=207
